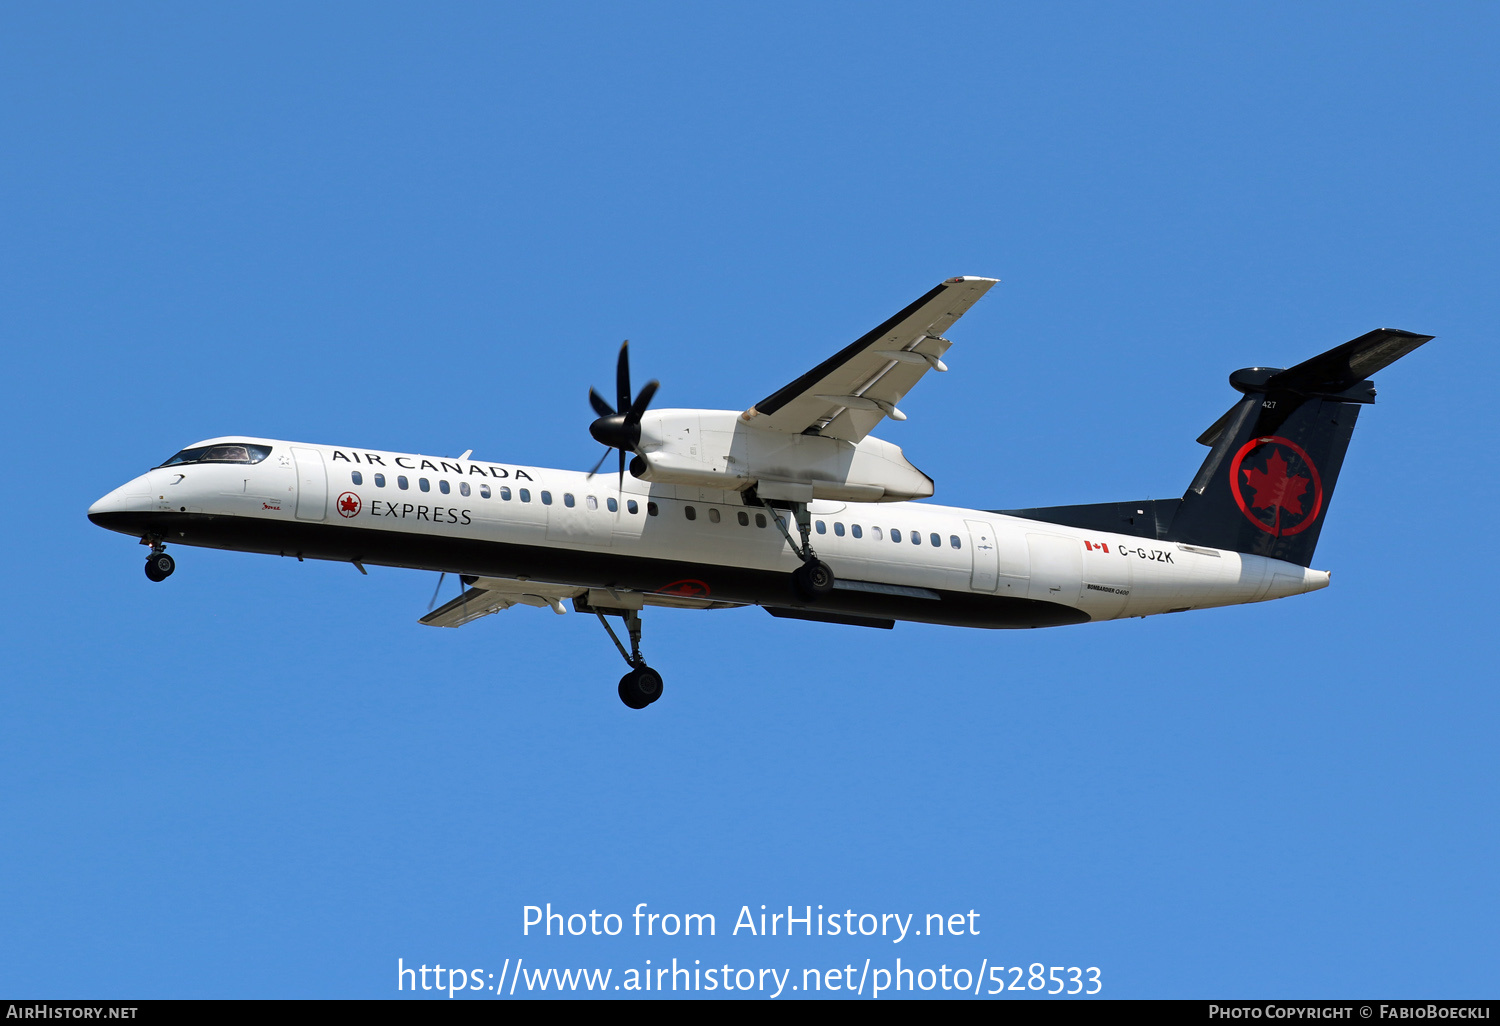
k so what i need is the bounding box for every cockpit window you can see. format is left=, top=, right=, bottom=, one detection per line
left=158, top=443, right=272, bottom=467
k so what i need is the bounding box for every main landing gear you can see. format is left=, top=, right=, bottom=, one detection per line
left=591, top=605, right=664, bottom=710
left=793, top=558, right=835, bottom=600
left=142, top=539, right=175, bottom=582
left=755, top=495, right=835, bottom=600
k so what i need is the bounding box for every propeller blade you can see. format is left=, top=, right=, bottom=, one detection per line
left=428, top=572, right=447, bottom=611
left=588, top=387, right=615, bottom=419
left=616, top=340, right=631, bottom=416
left=588, top=341, right=655, bottom=479
left=586, top=447, right=611, bottom=479
left=627, top=379, right=659, bottom=423
left=617, top=447, right=626, bottom=493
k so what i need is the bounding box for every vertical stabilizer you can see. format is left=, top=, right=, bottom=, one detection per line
left=1166, top=328, right=1433, bottom=566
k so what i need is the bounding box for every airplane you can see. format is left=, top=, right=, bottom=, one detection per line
left=88, top=277, right=1434, bottom=709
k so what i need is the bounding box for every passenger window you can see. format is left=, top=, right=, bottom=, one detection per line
left=498, top=486, right=509, bottom=500
left=685, top=505, right=697, bottom=520
left=737, top=511, right=749, bottom=526
left=563, top=493, right=575, bottom=507
left=871, top=526, right=883, bottom=541
left=541, top=491, right=552, bottom=505
left=627, top=499, right=638, bottom=514
left=834, top=522, right=845, bottom=537
left=950, top=535, right=962, bottom=549
left=587, top=496, right=598, bottom=511
left=374, top=473, right=386, bottom=488
left=930, top=533, right=941, bottom=547
left=460, top=481, right=471, bottom=497
left=891, top=528, right=902, bottom=543
left=851, top=524, right=862, bottom=539
left=647, top=502, right=658, bottom=516
left=480, top=483, right=491, bottom=498
left=419, top=478, right=430, bottom=492
left=708, top=508, right=720, bottom=524
left=398, top=476, right=409, bottom=490
left=351, top=471, right=363, bottom=485
left=815, top=521, right=826, bottom=534
left=520, top=489, right=531, bottom=502
left=755, top=513, right=766, bottom=528
left=606, top=497, right=617, bottom=512
left=912, top=531, right=921, bottom=545
left=439, top=480, right=450, bottom=494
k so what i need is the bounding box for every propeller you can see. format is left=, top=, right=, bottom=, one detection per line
left=587, top=340, right=658, bottom=489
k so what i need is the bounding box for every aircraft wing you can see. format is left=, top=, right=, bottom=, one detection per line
left=419, top=577, right=585, bottom=627
left=740, top=276, right=998, bottom=442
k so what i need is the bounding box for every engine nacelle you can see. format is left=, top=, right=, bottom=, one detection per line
left=631, top=410, right=933, bottom=502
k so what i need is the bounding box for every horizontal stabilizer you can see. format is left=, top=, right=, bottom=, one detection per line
left=1198, top=328, right=1434, bottom=446
left=1271, top=327, right=1434, bottom=394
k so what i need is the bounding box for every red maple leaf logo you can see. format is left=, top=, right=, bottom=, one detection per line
left=339, top=493, right=360, bottom=515
left=1241, top=448, right=1309, bottom=520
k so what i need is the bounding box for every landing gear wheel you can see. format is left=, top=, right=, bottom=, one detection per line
left=144, top=552, right=175, bottom=582
left=617, top=666, right=664, bottom=709
left=794, top=559, right=835, bottom=600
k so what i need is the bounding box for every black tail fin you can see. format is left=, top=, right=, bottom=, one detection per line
left=1167, top=328, right=1433, bottom=565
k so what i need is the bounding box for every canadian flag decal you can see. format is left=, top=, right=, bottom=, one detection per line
left=1084, top=540, right=1110, bottom=553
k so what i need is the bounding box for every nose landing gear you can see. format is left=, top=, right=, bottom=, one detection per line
left=144, top=548, right=175, bottom=582
left=141, top=537, right=175, bottom=582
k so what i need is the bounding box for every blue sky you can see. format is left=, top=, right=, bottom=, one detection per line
left=2, top=3, right=1496, bottom=999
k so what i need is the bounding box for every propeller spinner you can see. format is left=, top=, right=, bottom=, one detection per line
left=587, top=340, right=658, bottom=485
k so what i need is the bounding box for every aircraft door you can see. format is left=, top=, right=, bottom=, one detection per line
left=965, top=520, right=998, bottom=591
left=992, top=524, right=1030, bottom=596
left=291, top=447, right=327, bottom=521
left=1026, top=533, right=1082, bottom=605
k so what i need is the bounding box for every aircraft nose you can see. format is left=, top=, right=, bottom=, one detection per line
left=88, top=475, right=154, bottom=525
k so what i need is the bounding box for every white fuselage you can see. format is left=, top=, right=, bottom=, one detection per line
left=89, top=436, right=1330, bottom=627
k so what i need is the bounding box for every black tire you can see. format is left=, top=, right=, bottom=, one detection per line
left=617, top=671, right=650, bottom=710
left=794, top=559, right=835, bottom=599
left=144, top=552, right=174, bottom=582
left=617, top=667, right=664, bottom=709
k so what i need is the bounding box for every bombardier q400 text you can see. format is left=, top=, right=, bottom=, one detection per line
left=89, top=278, right=1433, bottom=708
